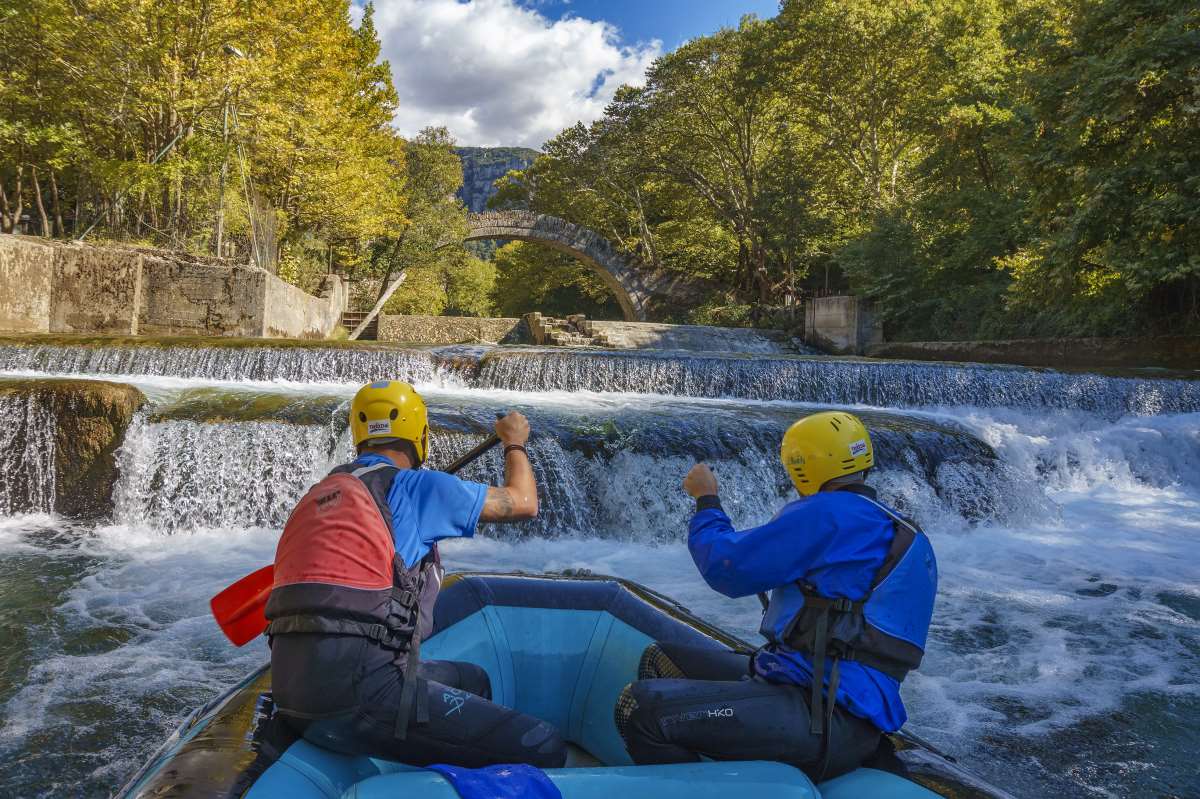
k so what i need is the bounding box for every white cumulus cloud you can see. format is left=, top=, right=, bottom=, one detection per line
left=360, top=0, right=661, bottom=148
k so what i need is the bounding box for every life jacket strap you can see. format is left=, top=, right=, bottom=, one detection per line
left=264, top=615, right=413, bottom=649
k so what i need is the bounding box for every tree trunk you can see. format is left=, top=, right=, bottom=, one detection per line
left=350, top=269, right=408, bottom=341
left=31, top=167, right=50, bottom=237
left=74, top=173, right=83, bottom=235
left=0, top=182, right=11, bottom=233
left=12, top=167, right=24, bottom=235
left=48, top=170, right=66, bottom=237
left=375, top=263, right=396, bottom=304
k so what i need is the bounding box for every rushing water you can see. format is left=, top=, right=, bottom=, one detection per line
left=0, top=342, right=1197, bottom=799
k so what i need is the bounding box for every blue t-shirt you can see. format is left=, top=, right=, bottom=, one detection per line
left=352, top=453, right=488, bottom=566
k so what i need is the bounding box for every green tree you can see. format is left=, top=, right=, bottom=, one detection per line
left=999, top=0, right=1200, bottom=333
left=0, top=0, right=407, bottom=277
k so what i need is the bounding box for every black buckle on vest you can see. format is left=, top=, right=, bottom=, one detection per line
left=394, top=589, right=415, bottom=607
left=832, top=597, right=856, bottom=613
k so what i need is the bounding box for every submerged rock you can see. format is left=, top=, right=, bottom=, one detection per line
left=0, top=378, right=145, bottom=517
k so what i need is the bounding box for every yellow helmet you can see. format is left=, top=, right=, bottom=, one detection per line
left=349, top=380, right=429, bottom=462
left=780, top=411, right=874, bottom=496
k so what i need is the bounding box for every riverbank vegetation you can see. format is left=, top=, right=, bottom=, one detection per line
left=494, top=0, right=1199, bottom=338
left=3, top=0, right=1195, bottom=337
left=0, top=0, right=414, bottom=285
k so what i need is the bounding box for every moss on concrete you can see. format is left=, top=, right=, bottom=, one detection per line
left=148, top=387, right=344, bottom=425
left=0, top=378, right=146, bottom=517
left=0, top=332, right=434, bottom=351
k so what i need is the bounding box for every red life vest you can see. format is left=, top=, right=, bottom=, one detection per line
left=265, top=460, right=443, bottom=662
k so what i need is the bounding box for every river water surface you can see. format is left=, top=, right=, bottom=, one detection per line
left=0, top=342, right=1197, bottom=798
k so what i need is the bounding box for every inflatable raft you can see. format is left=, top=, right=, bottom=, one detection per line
left=118, top=573, right=1013, bottom=799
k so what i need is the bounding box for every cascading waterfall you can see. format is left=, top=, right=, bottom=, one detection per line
left=103, top=398, right=1027, bottom=538
left=0, top=392, right=57, bottom=514
left=475, top=349, right=1200, bottom=414
left=112, top=414, right=350, bottom=532
left=0, top=344, right=449, bottom=386
left=5, top=342, right=1197, bottom=415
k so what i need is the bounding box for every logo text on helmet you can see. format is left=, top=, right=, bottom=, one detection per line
left=367, top=419, right=391, bottom=436
left=849, top=439, right=868, bottom=457
left=369, top=381, right=390, bottom=389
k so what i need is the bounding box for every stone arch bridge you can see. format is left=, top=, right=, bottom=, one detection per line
left=465, top=211, right=705, bottom=321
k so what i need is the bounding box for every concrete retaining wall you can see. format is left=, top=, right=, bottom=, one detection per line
left=139, top=256, right=265, bottom=337
left=0, top=235, right=345, bottom=339
left=0, top=236, right=53, bottom=333
left=378, top=314, right=526, bottom=344
left=805, top=295, right=883, bottom=355
left=867, top=336, right=1200, bottom=371
left=51, top=244, right=145, bottom=334
left=265, top=274, right=347, bottom=339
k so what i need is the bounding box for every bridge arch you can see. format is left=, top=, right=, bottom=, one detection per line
left=465, top=211, right=655, bottom=321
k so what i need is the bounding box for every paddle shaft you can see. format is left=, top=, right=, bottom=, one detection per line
left=443, top=433, right=501, bottom=475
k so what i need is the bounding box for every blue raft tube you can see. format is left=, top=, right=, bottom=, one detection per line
left=117, top=573, right=1015, bottom=799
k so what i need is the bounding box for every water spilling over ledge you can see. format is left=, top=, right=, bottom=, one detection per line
left=0, top=343, right=448, bottom=386
left=474, top=349, right=1200, bottom=415
left=0, top=378, right=145, bottom=517
left=105, top=392, right=1021, bottom=537
left=3, top=339, right=1198, bottom=415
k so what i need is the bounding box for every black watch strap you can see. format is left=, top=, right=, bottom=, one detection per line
left=695, top=494, right=723, bottom=512
left=503, top=444, right=528, bottom=457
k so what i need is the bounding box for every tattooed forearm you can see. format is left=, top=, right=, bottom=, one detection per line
left=482, top=486, right=516, bottom=521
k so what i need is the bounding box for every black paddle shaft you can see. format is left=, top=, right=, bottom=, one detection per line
left=441, top=412, right=508, bottom=475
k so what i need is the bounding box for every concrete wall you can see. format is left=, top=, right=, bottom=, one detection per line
left=378, top=314, right=526, bottom=344
left=264, top=273, right=348, bottom=339
left=52, top=243, right=144, bottom=334
left=805, top=295, right=883, bottom=355
left=867, top=336, right=1200, bottom=371
left=0, top=234, right=346, bottom=339
left=0, top=235, right=53, bottom=333
left=139, top=256, right=266, bottom=337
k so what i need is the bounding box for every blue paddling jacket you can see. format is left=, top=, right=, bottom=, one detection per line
left=688, top=484, right=937, bottom=733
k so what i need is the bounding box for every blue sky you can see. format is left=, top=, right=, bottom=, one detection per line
left=525, top=1, right=779, bottom=48
left=367, top=0, right=778, bottom=147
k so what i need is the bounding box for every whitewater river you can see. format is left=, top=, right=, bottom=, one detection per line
left=0, top=343, right=1197, bottom=798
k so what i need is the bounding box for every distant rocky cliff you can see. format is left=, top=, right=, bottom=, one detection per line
left=455, top=146, right=539, bottom=212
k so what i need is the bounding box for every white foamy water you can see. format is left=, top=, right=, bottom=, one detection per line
left=0, top=347, right=1198, bottom=798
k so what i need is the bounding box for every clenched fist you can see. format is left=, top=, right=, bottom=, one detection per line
left=683, top=463, right=718, bottom=498
left=495, top=411, right=530, bottom=446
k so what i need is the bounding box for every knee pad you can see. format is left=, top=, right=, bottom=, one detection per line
left=638, top=643, right=685, bottom=680
left=614, top=683, right=640, bottom=742
left=521, top=720, right=567, bottom=768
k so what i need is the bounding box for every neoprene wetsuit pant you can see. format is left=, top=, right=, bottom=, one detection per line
left=270, top=635, right=566, bottom=768
left=617, top=642, right=882, bottom=782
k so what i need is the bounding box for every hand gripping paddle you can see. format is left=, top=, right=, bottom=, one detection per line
left=210, top=428, right=504, bottom=646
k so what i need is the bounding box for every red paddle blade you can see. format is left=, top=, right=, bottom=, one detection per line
left=210, top=565, right=274, bottom=646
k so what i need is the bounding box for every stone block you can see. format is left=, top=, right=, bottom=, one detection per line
left=50, top=243, right=142, bottom=334
left=0, top=235, right=54, bottom=333
left=139, top=257, right=266, bottom=337
left=804, top=295, right=882, bottom=355
left=377, top=314, right=525, bottom=345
